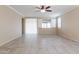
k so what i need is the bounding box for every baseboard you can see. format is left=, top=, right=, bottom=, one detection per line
left=0, top=35, right=21, bottom=47
left=59, top=33, right=79, bottom=43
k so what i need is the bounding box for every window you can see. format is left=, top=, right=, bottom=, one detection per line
left=58, top=17, right=61, bottom=28
left=25, top=18, right=37, bottom=34
left=42, top=21, right=51, bottom=28
left=42, top=22, right=47, bottom=28
left=51, top=19, right=56, bottom=27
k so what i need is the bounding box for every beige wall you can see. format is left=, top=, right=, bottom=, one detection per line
left=59, top=7, right=79, bottom=42
left=0, top=6, right=22, bottom=46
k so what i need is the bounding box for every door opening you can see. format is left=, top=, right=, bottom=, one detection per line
left=22, top=18, right=37, bottom=35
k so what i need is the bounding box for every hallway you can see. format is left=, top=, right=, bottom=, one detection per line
left=0, top=35, right=79, bottom=54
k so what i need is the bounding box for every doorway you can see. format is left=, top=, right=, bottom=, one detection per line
left=22, top=18, right=37, bottom=34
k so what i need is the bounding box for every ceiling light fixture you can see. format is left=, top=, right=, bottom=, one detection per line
left=41, top=9, right=46, bottom=13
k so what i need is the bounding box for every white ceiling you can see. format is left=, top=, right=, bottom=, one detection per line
left=9, top=5, right=78, bottom=18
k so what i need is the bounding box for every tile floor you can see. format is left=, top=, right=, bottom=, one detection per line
left=0, top=34, right=79, bottom=54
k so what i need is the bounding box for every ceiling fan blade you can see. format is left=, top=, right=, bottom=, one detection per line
left=46, top=10, right=52, bottom=12
left=46, top=6, right=50, bottom=9
left=41, top=5, right=44, bottom=9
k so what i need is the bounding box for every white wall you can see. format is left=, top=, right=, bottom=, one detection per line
left=0, top=6, right=22, bottom=46
left=59, top=7, right=79, bottom=42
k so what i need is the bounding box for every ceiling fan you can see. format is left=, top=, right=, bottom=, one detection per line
left=36, top=5, right=52, bottom=12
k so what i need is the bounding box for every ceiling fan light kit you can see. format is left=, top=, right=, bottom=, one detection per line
left=41, top=9, right=46, bottom=13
